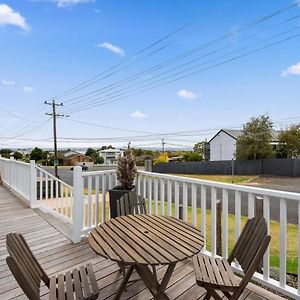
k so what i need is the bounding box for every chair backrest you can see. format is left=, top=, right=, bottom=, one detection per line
left=116, top=191, right=147, bottom=217
left=227, top=217, right=271, bottom=275
left=6, top=233, right=50, bottom=300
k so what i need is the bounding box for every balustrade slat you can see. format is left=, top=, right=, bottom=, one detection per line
left=167, top=179, right=172, bottom=217
left=248, top=193, right=255, bottom=218
left=211, top=187, right=217, bottom=257
left=263, top=195, right=270, bottom=280
left=56, top=180, right=59, bottom=212
left=175, top=181, right=179, bottom=219
left=45, top=175, right=49, bottom=203
left=102, top=175, right=107, bottom=222
left=235, top=190, right=241, bottom=267
left=154, top=178, right=158, bottom=214
left=95, top=175, right=100, bottom=224
left=137, top=175, right=141, bottom=195
left=160, top=179, right=165, bottom=216
left=87, top=176, right=92, bottom=228
left=191, top=184, right=197, bottom=226
left=50, top=178, right=54, bottom=209
left=143, top=176, right=146, bottom=199
left=39, top=170, right=43, bottom=201
left=222, top=189, right=229, bottom=259
left=147, top=177, right=152, bottom=214
left=201, top=185, right=206, bottom=249
left=183, top=182, right=188, bottom=222
left=279, top=198, right=287, bottom=288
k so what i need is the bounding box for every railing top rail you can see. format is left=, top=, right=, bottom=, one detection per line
left=0, top=157, right=29, bottom=166
left=138, top=171, right=300, bottom=201
left=81, top=169, right=116, bottom=177
left=35, top=166, right=73, bottom=190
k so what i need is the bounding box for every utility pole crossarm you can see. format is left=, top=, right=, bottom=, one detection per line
left=45, top=100, right=67, bottom=178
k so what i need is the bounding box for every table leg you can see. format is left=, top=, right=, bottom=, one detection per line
left=114, top=265, right=134, bottom=300
left=134, top=262, right=177, bottom=300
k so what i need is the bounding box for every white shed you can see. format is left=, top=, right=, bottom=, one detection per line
left=209, top=129, right=241, bottom=161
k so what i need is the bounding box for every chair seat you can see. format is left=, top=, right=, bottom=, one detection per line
left=49, top=263, right=99, bottom=300
left=193, top=254, right=240, bottom=291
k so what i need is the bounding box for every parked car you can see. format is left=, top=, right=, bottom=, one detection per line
left=71, top=165, right=88, bottom=171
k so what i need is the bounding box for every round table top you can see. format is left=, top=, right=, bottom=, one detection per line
left=88, top=214, right=204, bottom=266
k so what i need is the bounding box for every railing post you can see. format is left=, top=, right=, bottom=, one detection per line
left=30, top=160, right=37, bottom=208
left=72, top=166, right=84, bottom=243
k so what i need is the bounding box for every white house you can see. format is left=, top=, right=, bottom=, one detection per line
left=99, top=149, right=124, bottom=165
left=209, top=129, right=280, bottom=161
left=209, top=129, right=241, bottom=161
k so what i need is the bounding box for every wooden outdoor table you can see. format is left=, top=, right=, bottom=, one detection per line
left=88, top=214, right=204, bottom=300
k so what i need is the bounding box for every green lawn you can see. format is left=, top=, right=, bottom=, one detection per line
left=173, top=174, right=257, bottom=184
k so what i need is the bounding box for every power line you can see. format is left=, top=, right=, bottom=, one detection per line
left=46, top=1, right=248, bottom=102
left=65, top=27, right=300, bottom=114
left=62, top=5, right=299, bottom=108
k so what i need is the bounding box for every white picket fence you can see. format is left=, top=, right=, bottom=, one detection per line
left=1, top=157, right=300, bottom=299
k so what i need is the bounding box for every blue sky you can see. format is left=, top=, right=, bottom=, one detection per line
left=0, top=0, right=300, bottom=149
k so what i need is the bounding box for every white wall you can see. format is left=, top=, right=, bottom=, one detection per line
left=210, top=132, right=236, bottom=161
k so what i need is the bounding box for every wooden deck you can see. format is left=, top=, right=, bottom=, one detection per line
left=0, top=185, right=286, bottom=300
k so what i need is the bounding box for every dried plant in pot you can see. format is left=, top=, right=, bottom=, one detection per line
left=109, top=148, right=137, bottom=218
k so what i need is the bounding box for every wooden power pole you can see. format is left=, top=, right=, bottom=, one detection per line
left=45, top=100, right=65, bottom=178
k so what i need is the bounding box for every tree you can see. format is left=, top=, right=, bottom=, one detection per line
left=13, top=151, right=23, bottom=160
left=183, top=151, right=203, bottom=162
left=236, top=115, right=274, bottom=160
left=0, top=149, right=12, bottom=158
left=276, top=124, right=300, bottom=158
left=100, top=145, right=115, bottom=150
left=86, top=147, right=102, bottom=163
left=30, top=147, right=46, bottom=161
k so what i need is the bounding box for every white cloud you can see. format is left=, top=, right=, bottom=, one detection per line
left=55, top=0, right=94, bottom=7
left=0, top=4, right=30, bottom=31
left=2, top=79, right=15, bottom=86
left=281, top=62, right=300, bottom=77
left=97, top=42, right=125, bottom=57
left=131, top=111, right=147, bottom=119
left=177, top=89, right=198, bottom=100
left=23, top=86, right=34, bottom=93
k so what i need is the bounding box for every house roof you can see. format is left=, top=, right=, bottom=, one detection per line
left=209, top=129, right=241, bottom=142
left=209, top=128, right=280, bottom=143
left=99, top=149, right=123, bottom=153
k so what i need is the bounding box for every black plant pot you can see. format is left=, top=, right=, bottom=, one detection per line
left=109, top=185, right=135, bottom=218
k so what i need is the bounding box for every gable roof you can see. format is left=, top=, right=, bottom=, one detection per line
left=209, top=129, right=241, bottom=142
left=209, top=128, right=280, bottom=143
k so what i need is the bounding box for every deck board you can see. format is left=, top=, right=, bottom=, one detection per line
left=0, top=185, right=286, bottom=299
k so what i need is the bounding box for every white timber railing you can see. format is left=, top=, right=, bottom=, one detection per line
left=1, top=157, right=300, bottom=299
left=0, top=157, right=36, bottom=206
left=35, top=165, right=73, bottom=224
left=72, top=168, right=300, bottom=299
left=0, top=157, right=73, bottom=224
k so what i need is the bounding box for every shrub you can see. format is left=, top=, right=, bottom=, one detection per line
left=116, top=149, right=137, bottom=189
left=154, top=153, right=169, bottom=165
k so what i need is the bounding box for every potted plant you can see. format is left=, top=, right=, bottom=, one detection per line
left=109, top=148, right=137, bottom=218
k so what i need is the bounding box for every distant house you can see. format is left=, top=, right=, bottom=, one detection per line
left=58, top=150, right=91, bottom=166
left=208, top=129, right=279, bottom=161
left=99, top=149, right=124, bottom=165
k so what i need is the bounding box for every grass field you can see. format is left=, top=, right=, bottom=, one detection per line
left=172, top=174, right=257, bottom=184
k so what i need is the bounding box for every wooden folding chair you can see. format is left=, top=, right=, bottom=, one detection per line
left=6, top=233, right=99, bottom=300
left=193, top=217, right=271, bottom=300
left=116, top=191, right=147, bottom=217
